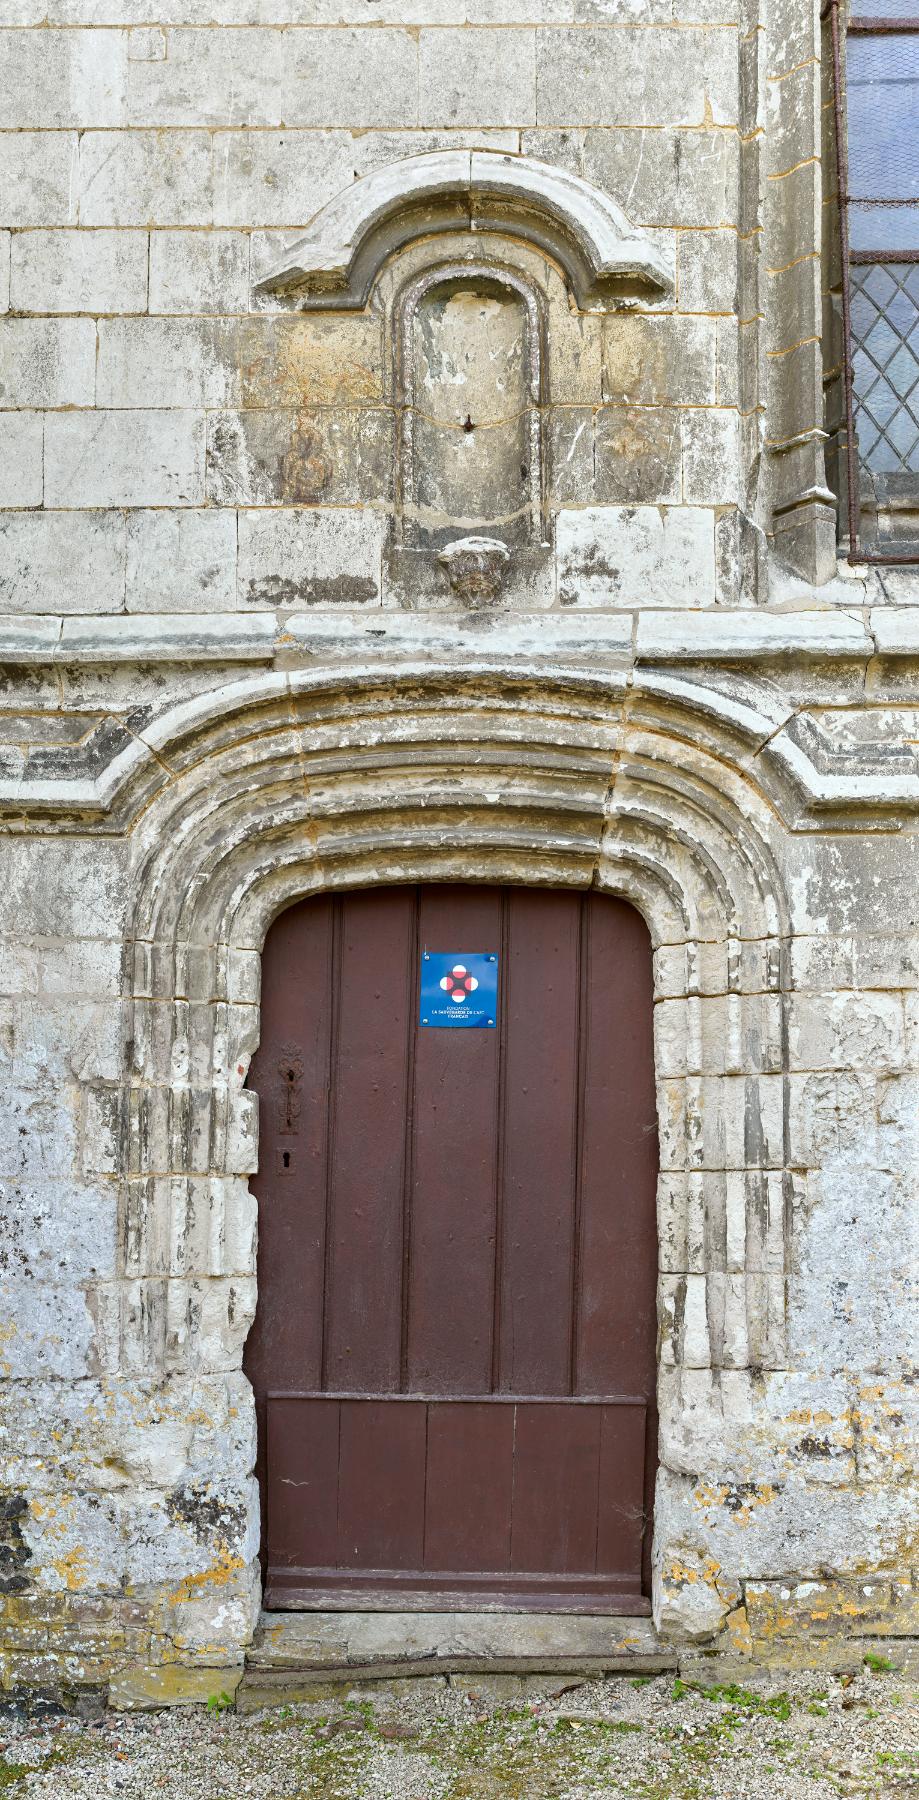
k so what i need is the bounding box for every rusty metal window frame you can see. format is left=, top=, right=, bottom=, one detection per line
left=826, top=2, right=919, bottom=563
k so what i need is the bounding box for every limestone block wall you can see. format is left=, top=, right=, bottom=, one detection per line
left=0, top=0, right=795, bottom=617
left=0, top=0, right=917, bottom=1707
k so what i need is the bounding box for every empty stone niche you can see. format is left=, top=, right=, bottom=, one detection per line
left=395, top=262, right=546, bottom=604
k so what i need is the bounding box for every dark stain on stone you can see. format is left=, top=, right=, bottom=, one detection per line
left=246, top=576, right=378, bottom=608
left=280, top=418, right=332, bottom=501
left=167, top=1483, right=248, bottom=1547
left=560, top=542, right=622, bottom=605
left=798, top=1435, right=833, bottom=1458
left=0, top=1495, right=34, bottom=1594
left=721, top=1481, right=765, bottom=1514
left=0, top=1682, right=106, bottom=1721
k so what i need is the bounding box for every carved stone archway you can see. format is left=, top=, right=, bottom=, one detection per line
left=116, top=663, right=792, bottom=1645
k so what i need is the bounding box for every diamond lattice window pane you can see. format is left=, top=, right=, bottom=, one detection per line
left=851, top=262, right=919, bottom=477
left=862, top=265, right=899, bottom=308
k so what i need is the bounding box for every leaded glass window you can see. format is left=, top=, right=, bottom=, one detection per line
left=828, top=2, right=919, bottom=559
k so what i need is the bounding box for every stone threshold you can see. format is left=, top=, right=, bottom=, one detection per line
left=238, top=1610, right=676, bottom=1710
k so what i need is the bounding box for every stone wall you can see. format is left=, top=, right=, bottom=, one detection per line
left=0, top=0, right=917, bottom=1706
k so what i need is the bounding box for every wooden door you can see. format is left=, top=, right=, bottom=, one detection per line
left=244, top=885, right=659, bottom=1613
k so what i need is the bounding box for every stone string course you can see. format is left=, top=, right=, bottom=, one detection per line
left=0, top=0, right=917, bottom=1708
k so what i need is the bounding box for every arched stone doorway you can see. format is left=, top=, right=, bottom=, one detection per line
left=117, top=661, right=792, bottom=1653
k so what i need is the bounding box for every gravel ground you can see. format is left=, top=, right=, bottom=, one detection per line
left=1, top=1663, right=915, bottom=1799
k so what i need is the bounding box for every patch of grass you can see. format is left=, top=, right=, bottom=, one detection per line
left=0, top=1736, right=105, bottom=1796
left=863, top=1651, right=897, bottom=1674
left=671, top=1679, right=792, bottom=1721
left=420, top=1698, right=673, bottom=1800
left=343, top=1697, right=376, bottom=1730
left=294, top=1715, right=375, bottom=1800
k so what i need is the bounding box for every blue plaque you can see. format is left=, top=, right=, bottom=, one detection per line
left=419, top=952, right=498, bottom=1028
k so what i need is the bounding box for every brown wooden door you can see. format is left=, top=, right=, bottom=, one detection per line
left=244, top=885, right=658, bottom=1613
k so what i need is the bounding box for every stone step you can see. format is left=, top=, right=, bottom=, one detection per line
left=239, top=1610, right=676, bottom=1709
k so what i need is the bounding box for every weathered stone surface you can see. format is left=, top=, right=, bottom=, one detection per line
left=45, top=411, right=205, bottom=508
left=681, top=409, right=742, bottom=506
left=205, top=409, right=392, bottom=506
left=148, top=230, right=250, bottom=314
left=125, top=510, right=238, bottom=612
left=536, top=27, right=739, bottom=127
left=0, top=512, right=126, bottom=612
left=238, top=507, right=385, bottom=607
left=77, top=130, right=214, bottom=225
left=213, top=130, right=355, bottom=229
left=556, top=506, right=715, bottom=606
left=677, top=229, right=738, bottom=314
left=1, top=0, right=916, bottom=1708
left=241, top=1608, right=672, bottom=1691
left=0, top=415, right=43, bottom=509
left=584, top=127, right=735, bottom=228
left=602, top=316, right=716, bottom=406
left=419, top=29, right=536, bottom=127
left=10, top=229, right=149, bottom=314
left=97, top=316, right=383, bottom=409
left=593, top=408, right=682, bottom=505
left=0, top=132, right=78, bottom=227
left=0, top=319, right=95, bottom=409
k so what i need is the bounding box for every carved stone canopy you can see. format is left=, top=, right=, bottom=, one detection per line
left=254, top=149, right=673, bottom=312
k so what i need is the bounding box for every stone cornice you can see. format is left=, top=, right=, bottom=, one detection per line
left=3, top=610, right=919, bottom=826
left=6, top=606, right=919, bottom=669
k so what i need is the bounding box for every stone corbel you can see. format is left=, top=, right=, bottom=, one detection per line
left=253, top=149, right=673, bottom=312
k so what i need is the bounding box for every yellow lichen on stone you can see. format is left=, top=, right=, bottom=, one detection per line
left=165, top=1550, right=246, bottom=1607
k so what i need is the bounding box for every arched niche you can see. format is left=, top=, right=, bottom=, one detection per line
left=395, top=261, right=545, bottom=552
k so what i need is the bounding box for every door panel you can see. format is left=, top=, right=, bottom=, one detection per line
left=264, top=1396, right=650, bottom=1609
left=245, top=884, right=658, bottom=1613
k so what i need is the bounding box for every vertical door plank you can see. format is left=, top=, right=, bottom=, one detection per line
left=596, top=1403, right=648, bottom=1579
left=496, top=890, right=581, bottom=1394
left=424, top=1402, right=514, bottom=1573
left=266, top=1396, right=340, bottom=1571
left=576, top=896, right=659, bottom=1399
left=406, top=886, right=502, bottom=1394
left=337, top=1400, right=426, bottom=1571
left=245, top=897, right=335, bottom=1398
left=323, top=889, right=415, bottom=1392
left=510, top=1403, right=602, bottom=1574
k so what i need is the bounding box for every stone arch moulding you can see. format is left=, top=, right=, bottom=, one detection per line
left=111, top=667, right=794, bottom=1634
left=253, top=149, right=673, bottom=311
